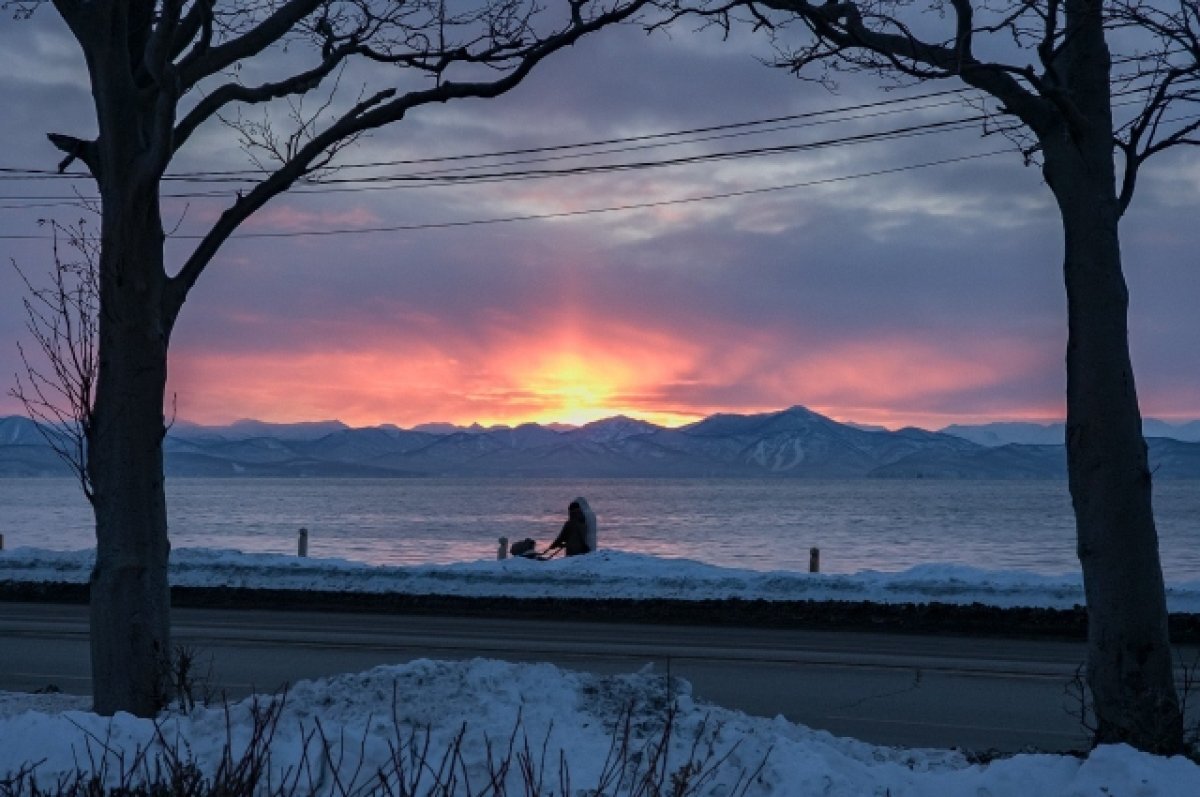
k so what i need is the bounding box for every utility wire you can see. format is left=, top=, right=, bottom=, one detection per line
left=0, top=56, right=1189, bottom=184
left=0, top=78, right=1190, bottom=213
left=0, top=149, right=1009, bottom=240
left=0, top=87, right=977, bottom=181
left=0, top=90, right=1184, bottom=202
left=181, top=150, right=1015, bottom=238
left=0, top=110, right=999, bottom=203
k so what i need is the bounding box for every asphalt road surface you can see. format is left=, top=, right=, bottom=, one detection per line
left=3, top=602, right=1196, bottom=752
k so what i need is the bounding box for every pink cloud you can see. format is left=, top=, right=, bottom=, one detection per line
left=165, top=305, right=1079, bottom=429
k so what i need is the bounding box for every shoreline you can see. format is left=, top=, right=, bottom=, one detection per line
left=5, top=581, right=1200, bottom=643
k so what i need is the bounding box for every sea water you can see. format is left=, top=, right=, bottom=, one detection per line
left=1, top=478, right=1198, bottom=579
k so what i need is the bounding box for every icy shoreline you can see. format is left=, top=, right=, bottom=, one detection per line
left=5, top=545, right=1200, bottom=612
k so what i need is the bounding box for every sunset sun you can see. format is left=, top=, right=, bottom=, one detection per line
left=521, top=352, right=625, bottom=426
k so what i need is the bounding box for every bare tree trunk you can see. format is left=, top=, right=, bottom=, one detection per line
left=86, top=185, right=173, bottom=717
left=1040, top=4, right=1182, bottom=750
left=1050, top=173, right=1183, bottom=752
left=54, top=0, right=179, bottom=716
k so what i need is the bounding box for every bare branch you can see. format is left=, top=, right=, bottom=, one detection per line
left=9, top=219, right=98, bottom=500
left=47, top=132, right=96, bottom=174
left=1105, top=0, right=1200, bottom=212
left=174, top=41, right=361, bottom=152
left=165, top=0, right=649, bottom=317
left=686, top=0, right=1058, bottom=132
left=177, top=0, right=328, bottom=91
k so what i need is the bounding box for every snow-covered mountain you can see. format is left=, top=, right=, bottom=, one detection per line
left=941, top=418, right=1200, bottom=446
left=3, top=407, right=1200, bottom=478
left=939, top=422, right=1064, bottom=447
left=170, top=418, right=350, bottom=442
left=0, top=416, right=52, bottom=447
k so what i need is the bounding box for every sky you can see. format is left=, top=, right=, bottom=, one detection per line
left=0, top=4, right=1198, bottom=431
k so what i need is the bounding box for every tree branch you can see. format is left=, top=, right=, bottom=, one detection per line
left=751, top=0, right=1055, bottom=132
left=47, top=132, right=96, bottom=175
left=174, top=0, right=216, bottom=67
left=9, top=219, right=98, bottom=501
left=143, top=0, right=185, bottom=85
left=165, top=0, right=648, bottom=319
left=174, top=42, right=360, bottom=153
left=177, top=0, right=327, bottom=92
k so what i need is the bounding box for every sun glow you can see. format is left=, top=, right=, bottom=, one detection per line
left=522, top=354, right=615, bottom=425
left=163, top=311, right=1081, bottom=431
left=499, top=347, right=673, bottom=426
left=168, top=317, right=711, bottom=429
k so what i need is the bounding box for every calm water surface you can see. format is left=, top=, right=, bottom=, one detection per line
left=2, top=478, right=1198, bottom=578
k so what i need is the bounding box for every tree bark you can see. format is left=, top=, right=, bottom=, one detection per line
left=70, top=1, right=176, bottom=716
left=1040, top=0, right=1182, bottom=752
left=86, top=186, right=173, bottom=717
left=1051, top=173, right=1183, bottom=753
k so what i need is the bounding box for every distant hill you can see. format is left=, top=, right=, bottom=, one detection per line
left=170, top=418, right=350, bottom=442
left=3, top=407, right=1200, bottom=478
left=941, top=419, right=1200, bottom=446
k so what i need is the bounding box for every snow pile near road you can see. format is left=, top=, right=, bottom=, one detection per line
left=5, top=545, right=1200, bottom=611
left=2, top=658, right=1198, bottom=797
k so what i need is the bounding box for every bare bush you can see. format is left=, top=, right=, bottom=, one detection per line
left=0, top=687, right=768, bottom=797
left=9, top=218, right=98, bottom=500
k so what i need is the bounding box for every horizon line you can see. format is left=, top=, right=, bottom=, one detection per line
left=6, top=406, right=1200, bottom=434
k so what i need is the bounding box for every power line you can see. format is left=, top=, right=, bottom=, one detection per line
left=0, top=88, right=981, bottom=185
left=0, top=110, right=995, bottom=204
left=0, top=149, right=1008, bottom=240
left=0, top=79, right=1190, bottom=214
left=184, top=150, right=1014, bottom=238
left=0, top=90, right=1184, bottom=206
left=0, top=60, right=1189, bottom=186
left=273, top=116, right=991, bottom=187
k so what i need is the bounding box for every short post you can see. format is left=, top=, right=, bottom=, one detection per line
left=498, top=536, right=508, bottom=560
left=809, top=546, right=820, bottom=573
left=0, top=533, right=4, bottom=551
left=298, top=528, right=309, bottom=558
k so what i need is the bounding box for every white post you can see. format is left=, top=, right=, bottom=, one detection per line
left=298, top=528, right=309, bottom=557
left=498, top=536, right=508, bottom=560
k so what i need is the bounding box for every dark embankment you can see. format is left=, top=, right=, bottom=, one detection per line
left=4, top=580, right=1200, bottom=642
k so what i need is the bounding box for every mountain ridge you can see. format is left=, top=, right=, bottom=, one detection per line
left=2, top=407, right=1199, bottom=478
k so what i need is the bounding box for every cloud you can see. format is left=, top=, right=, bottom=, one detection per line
left=1, top=9, right=1198, bottom=428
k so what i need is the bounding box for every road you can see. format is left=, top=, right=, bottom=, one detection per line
left=3, top=601, right=1195, bottom=752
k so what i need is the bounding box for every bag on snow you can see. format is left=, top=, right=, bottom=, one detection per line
left=509, top=538, right=538, bottom=557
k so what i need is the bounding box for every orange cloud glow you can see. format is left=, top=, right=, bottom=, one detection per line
left=168, top=319, right=707, bottom=428
left=167, top=310, right=1068, bottom=430
left=764, top=338, right=1060, bottom=429
left=475, top=326, right=703, bottom=427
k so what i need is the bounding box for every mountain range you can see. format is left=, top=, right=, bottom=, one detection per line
left=4, top=405, right=1200, bottom=479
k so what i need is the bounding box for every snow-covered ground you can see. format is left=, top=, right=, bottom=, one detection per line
left=3, top=546, right=1200, bottom=795
left=1, top=659, right=1198, bottom=796
left=5, top=545, right=1200, bottom=612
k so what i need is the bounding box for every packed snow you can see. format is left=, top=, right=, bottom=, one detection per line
left=2, top=659, right=1198, bottom=796
left=5, top=544, right=1200, bottom=612
left=4, top=547, right=1200, bottom=795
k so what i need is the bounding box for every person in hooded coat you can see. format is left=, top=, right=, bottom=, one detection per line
left=573, top=496, right=597, bottom=552
left=548, top=500, right=590, bottom=556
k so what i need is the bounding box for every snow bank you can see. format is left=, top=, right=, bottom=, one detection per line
left=1, top=659, right=1197, bottom=796
left=4, top=545, right=1200, bottom=611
